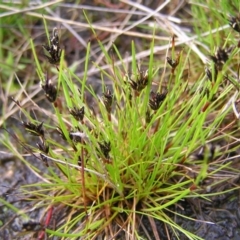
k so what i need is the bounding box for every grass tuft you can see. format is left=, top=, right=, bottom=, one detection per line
left=1, top=1, right=240, bottom=239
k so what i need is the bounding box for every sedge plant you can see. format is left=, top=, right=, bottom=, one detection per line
left=1, top=2, right=240, bottom=240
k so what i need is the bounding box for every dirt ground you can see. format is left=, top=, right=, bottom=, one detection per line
left=1, top=149, right=240, bottom=239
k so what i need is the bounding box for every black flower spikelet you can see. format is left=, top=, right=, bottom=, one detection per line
left=103, top=88, right=113, bottom=113
left=99, top=141, right=111, bottom=159
left=22, top=121, right=44, bottom=137
left=149, top=91, right=167, bottom=111
left=42, top=28, right=62, bottom=64
left=205, top=65, right=218, bottom=82
left=22, top=220, right=43, bottom=232
left=210, top=47, right=233, bottom=70
left=42, top=78, right=57, bottom=102
left=127, top=69, right=149, bottom=92
left=69, top=129, right=84, bottom=143
left=69, top=107, right=85, bottom=122
left=145, top=108, right=152, bottom=124
left=37, top=140, right=49, bottom=154
left=37, top=140, right=49, bottom=166
left=167, top=57, right=179, bottom=69
left=229, top=15, right=240, bottom=33
left=167, top=52, right=181, bottom=74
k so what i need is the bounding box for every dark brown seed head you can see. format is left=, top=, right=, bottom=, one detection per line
left=205, top=65, right=218, bottom=82
left=37, top=140, right=49, bottom=154
left=22, top=220, right=43, bottom=232
left=69, top=107, right=85, bottom=121
left=42, top=78, right=57, bottom=102
left=22, top=121, right=44, bottom=137
left=69, top=131, right=82, bottom=143
left=40, top=153, right=49, bottom=167
left=193, top=144, right=216, bottom=162
left=42, top=28, right=62, bottom=64
left=210, top=47, right=233, bottom=70
left=149, top=91, right=167, bottom=111
left=167, top=57, right=179, bottom=68
left=78, top=155, right=82, bottom=166
left=145, top=108, right=152, bottom=124
left=128, top=70, right=149, bottom=92
left=99, top=141, right=111, bottom=159
left=205, top=67, right=212, bottom=81
left=229, top=16, right=240, bottom=33
left=103, top=88, right=113, bottom=112
left=215, top=48, right=229, bottom=62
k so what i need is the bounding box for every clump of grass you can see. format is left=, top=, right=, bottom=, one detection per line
left=1, top=1, right=240, bottom=239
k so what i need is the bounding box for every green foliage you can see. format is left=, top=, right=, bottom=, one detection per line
left=15, top=31, right=234, bottom=239
left=1, top=1, right=240, bottom=239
